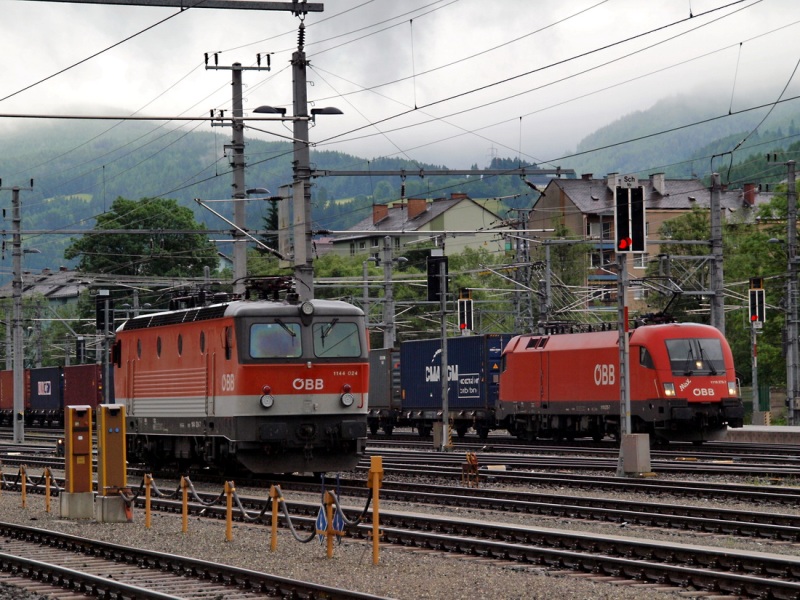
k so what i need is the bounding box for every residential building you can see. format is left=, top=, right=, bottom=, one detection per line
left=331, top=193, right=511, bottom=259
left=528, top=172, right=773, bottom=307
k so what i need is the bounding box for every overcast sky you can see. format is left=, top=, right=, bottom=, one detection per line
left=2, top=0, right=799, bottom=170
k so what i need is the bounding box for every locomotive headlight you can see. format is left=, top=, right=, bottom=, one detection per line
left=728, top=381, right=738, bottom=396
left=663, top=382, right=676, bottom=397
left=340, top=384, right=355, bottom=407
left=300, top=301, right=315, bottom=316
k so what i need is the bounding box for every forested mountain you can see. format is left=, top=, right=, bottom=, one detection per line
left=0, top=120, right=538, bottom=277
left=567, top=95, right=800, bottom=179
left=1, top=93, right=800, bottom=277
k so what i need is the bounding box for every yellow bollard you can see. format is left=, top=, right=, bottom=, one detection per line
left=368, top=455, right=383, bottom=565
left=181, top=476, right=189, bottom=533
left=45, top=468, right=51, bottom=513
left=145, top=474, right=152, bottom=530
left=269, top=485, right=279, bottom=552
left=20, top=465, right=26, bottom=509
left=225, top=481, right=234, bottom=542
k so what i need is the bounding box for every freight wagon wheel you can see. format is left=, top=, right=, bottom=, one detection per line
left=456, top=426, right=469, bottom=439
left=476, top=426, right=489, bottom=440
left=382, top=425, right=394, bottom=436
left=418, top=425, right=431, bottom=437
left=369, top=423, right=379, bottom=435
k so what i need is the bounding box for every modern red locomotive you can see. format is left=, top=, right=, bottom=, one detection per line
left=112, top=296, right=369, bottom=474
left=498, top=323, right=744, bottom=443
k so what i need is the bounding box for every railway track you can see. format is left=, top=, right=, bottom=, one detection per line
left=3, top=462, right=800, bottom=598
left=363, top=444, right=800, bottom=478
left=0, top=521, right=385, bottom=600
left=130, top=489, right=800, bottom=599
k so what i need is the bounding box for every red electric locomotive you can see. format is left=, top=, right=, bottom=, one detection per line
left=498, top=323, right=744, bottom=443
left=112, top=295, right=369, bottom=474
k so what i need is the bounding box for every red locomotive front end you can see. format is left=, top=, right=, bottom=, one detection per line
left=113, top=296, right=369, bottom=475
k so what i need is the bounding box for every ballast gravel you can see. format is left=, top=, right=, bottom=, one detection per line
left=0, top=470, right=794, bottom=600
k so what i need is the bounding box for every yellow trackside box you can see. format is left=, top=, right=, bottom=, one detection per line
left=97, top=404, right=127, bottom=496
left=65, top=405, right=93, bottom=494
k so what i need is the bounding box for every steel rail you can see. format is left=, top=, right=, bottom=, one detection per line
left=0, top=521, right=387, bottom=600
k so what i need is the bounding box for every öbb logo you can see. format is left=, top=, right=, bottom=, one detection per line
left=293, top=378, right=324, bottom=390
left=593, top=364, right=615, bottom=386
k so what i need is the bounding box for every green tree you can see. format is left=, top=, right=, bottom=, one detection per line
left=64, top=197, right=219, bottom=277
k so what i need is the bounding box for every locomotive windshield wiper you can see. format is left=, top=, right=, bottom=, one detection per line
left=321, top=318, right=339, bottom=341
left=698, top=344, right=717, bottom=375
left=683, top=346, right=694, bottom=376
left=275, top=318, right=296, bottom=337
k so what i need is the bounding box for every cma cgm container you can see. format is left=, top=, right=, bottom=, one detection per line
left=367, top=348, right=401, bottom=435
left=400, top=334, right=513, bottom=438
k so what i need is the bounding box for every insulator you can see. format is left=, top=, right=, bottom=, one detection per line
left=257, top=54, right=261, bottom=67
left=267, top=54, right=271, bottom=68
left=214, top=53, right=219, bottom=66
left=204, top=52, right=208, bottom=66
left=298, top=23, right=305, bottom=51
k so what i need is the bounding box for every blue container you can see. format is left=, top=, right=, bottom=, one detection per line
left=400, top=334, right=512, bottom=411
left=29, top=367, right=63, bottom=411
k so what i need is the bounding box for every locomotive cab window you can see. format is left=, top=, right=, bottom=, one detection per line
left=666, top=338, right=725, bottom=376
left=639, top=346, right=655, bottom=369
left=250, top=322, right=302, bottom=358
left=313, top=320, right=361, bottom=358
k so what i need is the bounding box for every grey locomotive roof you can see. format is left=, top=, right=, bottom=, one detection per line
left=226, top=298, right=364, bottom=318
left=118, top=298, right=364, bottom=331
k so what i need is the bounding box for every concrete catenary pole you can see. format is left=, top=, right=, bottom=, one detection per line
left=292, top=23, right=314, bottom=301
left=710, top=173, right=725, bottom=335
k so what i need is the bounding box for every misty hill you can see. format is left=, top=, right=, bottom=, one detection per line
left=1, top=93, right=799, bottom=277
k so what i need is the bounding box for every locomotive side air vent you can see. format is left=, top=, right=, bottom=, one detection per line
left=122, top=304, right=229, bottom=330
left=194, top=305, right=228, bottom=321
left=525, top=337, right=549, bottom=349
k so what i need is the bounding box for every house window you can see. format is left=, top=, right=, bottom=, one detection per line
left=587, top=221, right=612, bottom=240
left=371, top=238, right=379, bottom=248
left=633, top=286, right=648, bottom=300
left=633, top=253, right=648, bottom=269
left=358, top=241, right=366, bottom=250
left=590, top=249, right=614, bottom=269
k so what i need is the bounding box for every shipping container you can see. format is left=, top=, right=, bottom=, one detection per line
left=0, top=369, right=30, bottom=424
left=63, top=364, right=104, bottom=410
left=28, top=366, right=63, bottom=425
left=367, top=348, right=401, bottom=434
left=400, top=334, right=512, bottom=438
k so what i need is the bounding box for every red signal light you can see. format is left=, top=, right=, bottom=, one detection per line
left=751, top=314, right=758, bottom=322
left=459, top=322, right=466, bottom=330
left=618, top=237, right=632, bottom=250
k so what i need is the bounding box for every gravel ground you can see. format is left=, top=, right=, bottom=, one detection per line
left=0, top=469, right=792, bottom=600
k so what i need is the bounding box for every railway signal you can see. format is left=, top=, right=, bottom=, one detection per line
left=749, top=277, right=765, bottom=327
left=457, top=291, right=474, bottom=332
left=426, top=254, right=448, bottom=302
left=614, top=180, right=646, bottom=253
